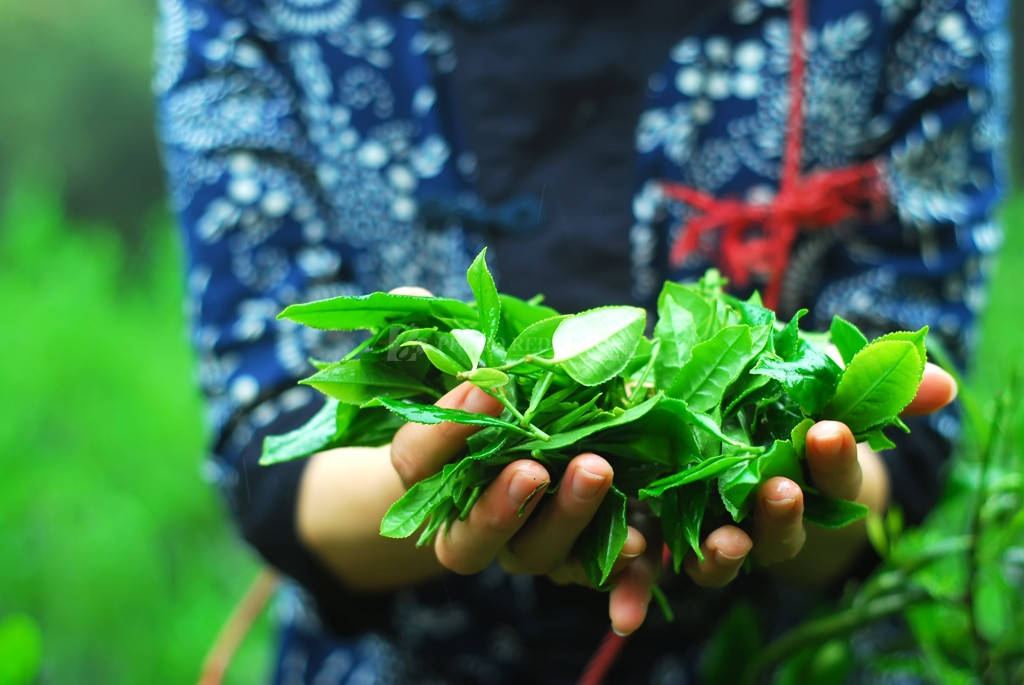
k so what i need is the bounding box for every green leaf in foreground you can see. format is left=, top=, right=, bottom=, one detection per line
left=303, top=358, right=438, bottom=405
left=802, top=490, right=869, bottom=529
left=549, top=306, right=646, bottom=386
left=467, top=249, right=502, bottom=360
left=657, top=480, right=709, bottom=567
left=380, top=471, right=450, bottom=539
left=665, top=325, right=756, bottom=412
left=575, top=485, right=629, bottom=586
left=369, top=396, right=525, bottom=433
left=829, top=315, right=868, bottom=366
left=822, top=334, right=926, bottom=434
left=260, top=398, right=342, bottom=466
left=280, top=291, right=477, bottom=331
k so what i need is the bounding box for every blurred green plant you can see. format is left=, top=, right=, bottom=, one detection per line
left=0, top=0, right=166, bottom=237
left=0, top=182, right=271, bottom=683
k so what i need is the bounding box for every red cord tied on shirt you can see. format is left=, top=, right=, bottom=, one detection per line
left=663, top=159, right=889, bottom=310
left=663, top=0, right=889, bottom=312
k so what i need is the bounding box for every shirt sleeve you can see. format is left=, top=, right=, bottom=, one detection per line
left=155, top=0, right=379, bottom=630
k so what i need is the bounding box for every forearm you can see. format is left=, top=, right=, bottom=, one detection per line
left=297, top=445, right=444, bottom=592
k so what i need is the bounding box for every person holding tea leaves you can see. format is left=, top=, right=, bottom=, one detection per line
left=156, top=0, right=1007, bottom=681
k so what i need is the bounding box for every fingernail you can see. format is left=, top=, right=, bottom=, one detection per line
left=815, top=425, right=844, bottom=459
left=766, top=481, right=799, bottom=517
left=766, top=496, right=798, bottom=518
left=714, top=548, right=743, bottom=565
left=571, top=467, right=607, bottom=500
left=612, top=627, right=632, bottom=637
left=509, top=473, right=548, bottom=516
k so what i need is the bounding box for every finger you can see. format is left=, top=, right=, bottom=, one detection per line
left=435, top=460, right=550, bottom=575
left=500, top=454, right=613, bottom=575
left=902, top=362, right=958, bottom=417
left=805, top=420, right=861, bottom=501
left=751, top=477, right=806, bottom=565
left=391, top=382, right=504, bottom=487
left=608, top=547, right=659, bottom=636
left=543, top=526, right=648, bottom=587
left=685, top=525, right=751, bottom=588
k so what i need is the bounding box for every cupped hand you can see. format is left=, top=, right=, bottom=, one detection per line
left=390, top=381, right=658, bottom=635
left=684, top=361, right=958, bottom=587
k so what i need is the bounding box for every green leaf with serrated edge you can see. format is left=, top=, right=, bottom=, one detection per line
left=665, top=325, right=755, bottom=412
left=467, top=249, right=502, bottom=362
left=653, top=293, right=697, bottom=389
left=380, top=471, right=450, bottom=538
left=415, top=497, right=456, bottom=546
left=863, top=427, right=897, bottom=452
left=723, top=291, right=775, bottom=329
left=451, top=328, right=486, bottom=368
left=719, top=439, right=802, bottom=521
left=658, top=480, right=709, bottom=568
left=400, top=341, right=467, bottom=376
left=829, top=315, right=869, bottom=366
left=589, top=402, right=702, bottom=470
left=280, top=291, right=478, bottom=331
left=639, top=454, right=756, bottom=499
left=368, top=396, right=525, bottom=432
left=496, top=293, right=560, bottom=343
left=821, top=338, right=925, bottom=434
left=874, top=327, right=928, bottom=368
left=774, top=309, right=808, bottom=361
left=658, top=397, right=749, bottom=448
left=458, top=367, right=510, bottom=389
left=722, top=373, right=775, bottom=418
left=802, top=490, right=869, bottom=529
left=260, top=398, right=342, bottom=465
left=576, top=485, right=629, bottom=587
left=550, top=306, right=646, bottom=386
left=790, top=417, right=815, bottom=456
left=441, top=436, right=510, bottom=486
left=303, top=358, right=437, bottom=404
left=512, top=393, right=663, bottom=452
left=657, top=280, right=716, bottom=341
left=542, top=394, right=601, bottom=437
left=505, top=315, right=569, bottom=364
left=750, top=345, right=842, bottom=415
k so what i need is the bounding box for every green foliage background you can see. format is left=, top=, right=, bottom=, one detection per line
left=0, top=0, right=1020, bottom=683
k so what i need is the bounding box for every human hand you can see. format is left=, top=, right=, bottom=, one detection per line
left=390, top=380, right=659, bottom=634
left=683, top=362, right=958, bottom=587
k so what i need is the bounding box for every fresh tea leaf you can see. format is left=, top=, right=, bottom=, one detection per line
left=281, top=291, right=477, bottom=331
left=665, top=325, right=756, bottom=412
left=452, top=328, right=487, bottom=368
left=550, top=306, right=647, bottom=386
left=576, top=485, right=629, bottom=586
left=380, top=471, right=451, bottom=538
left=657, top=480, right=709, bottom=567
left=260, top=398, right=343, bottom=466
left=369, top=396, right=523, bottom=432
left=303, top=358, right=437, bottom=404
left=802, top=490, right=869, bottom=529
left=822, top=337, right=926, bottom=433
left=401, top=340, right=468, bottom=376
left=829, top=315, right=869, bottom=365
left=467, top=249, right=502, bottom=359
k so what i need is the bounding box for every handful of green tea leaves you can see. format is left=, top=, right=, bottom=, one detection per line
left=261, top=250, right=928, bottom=587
